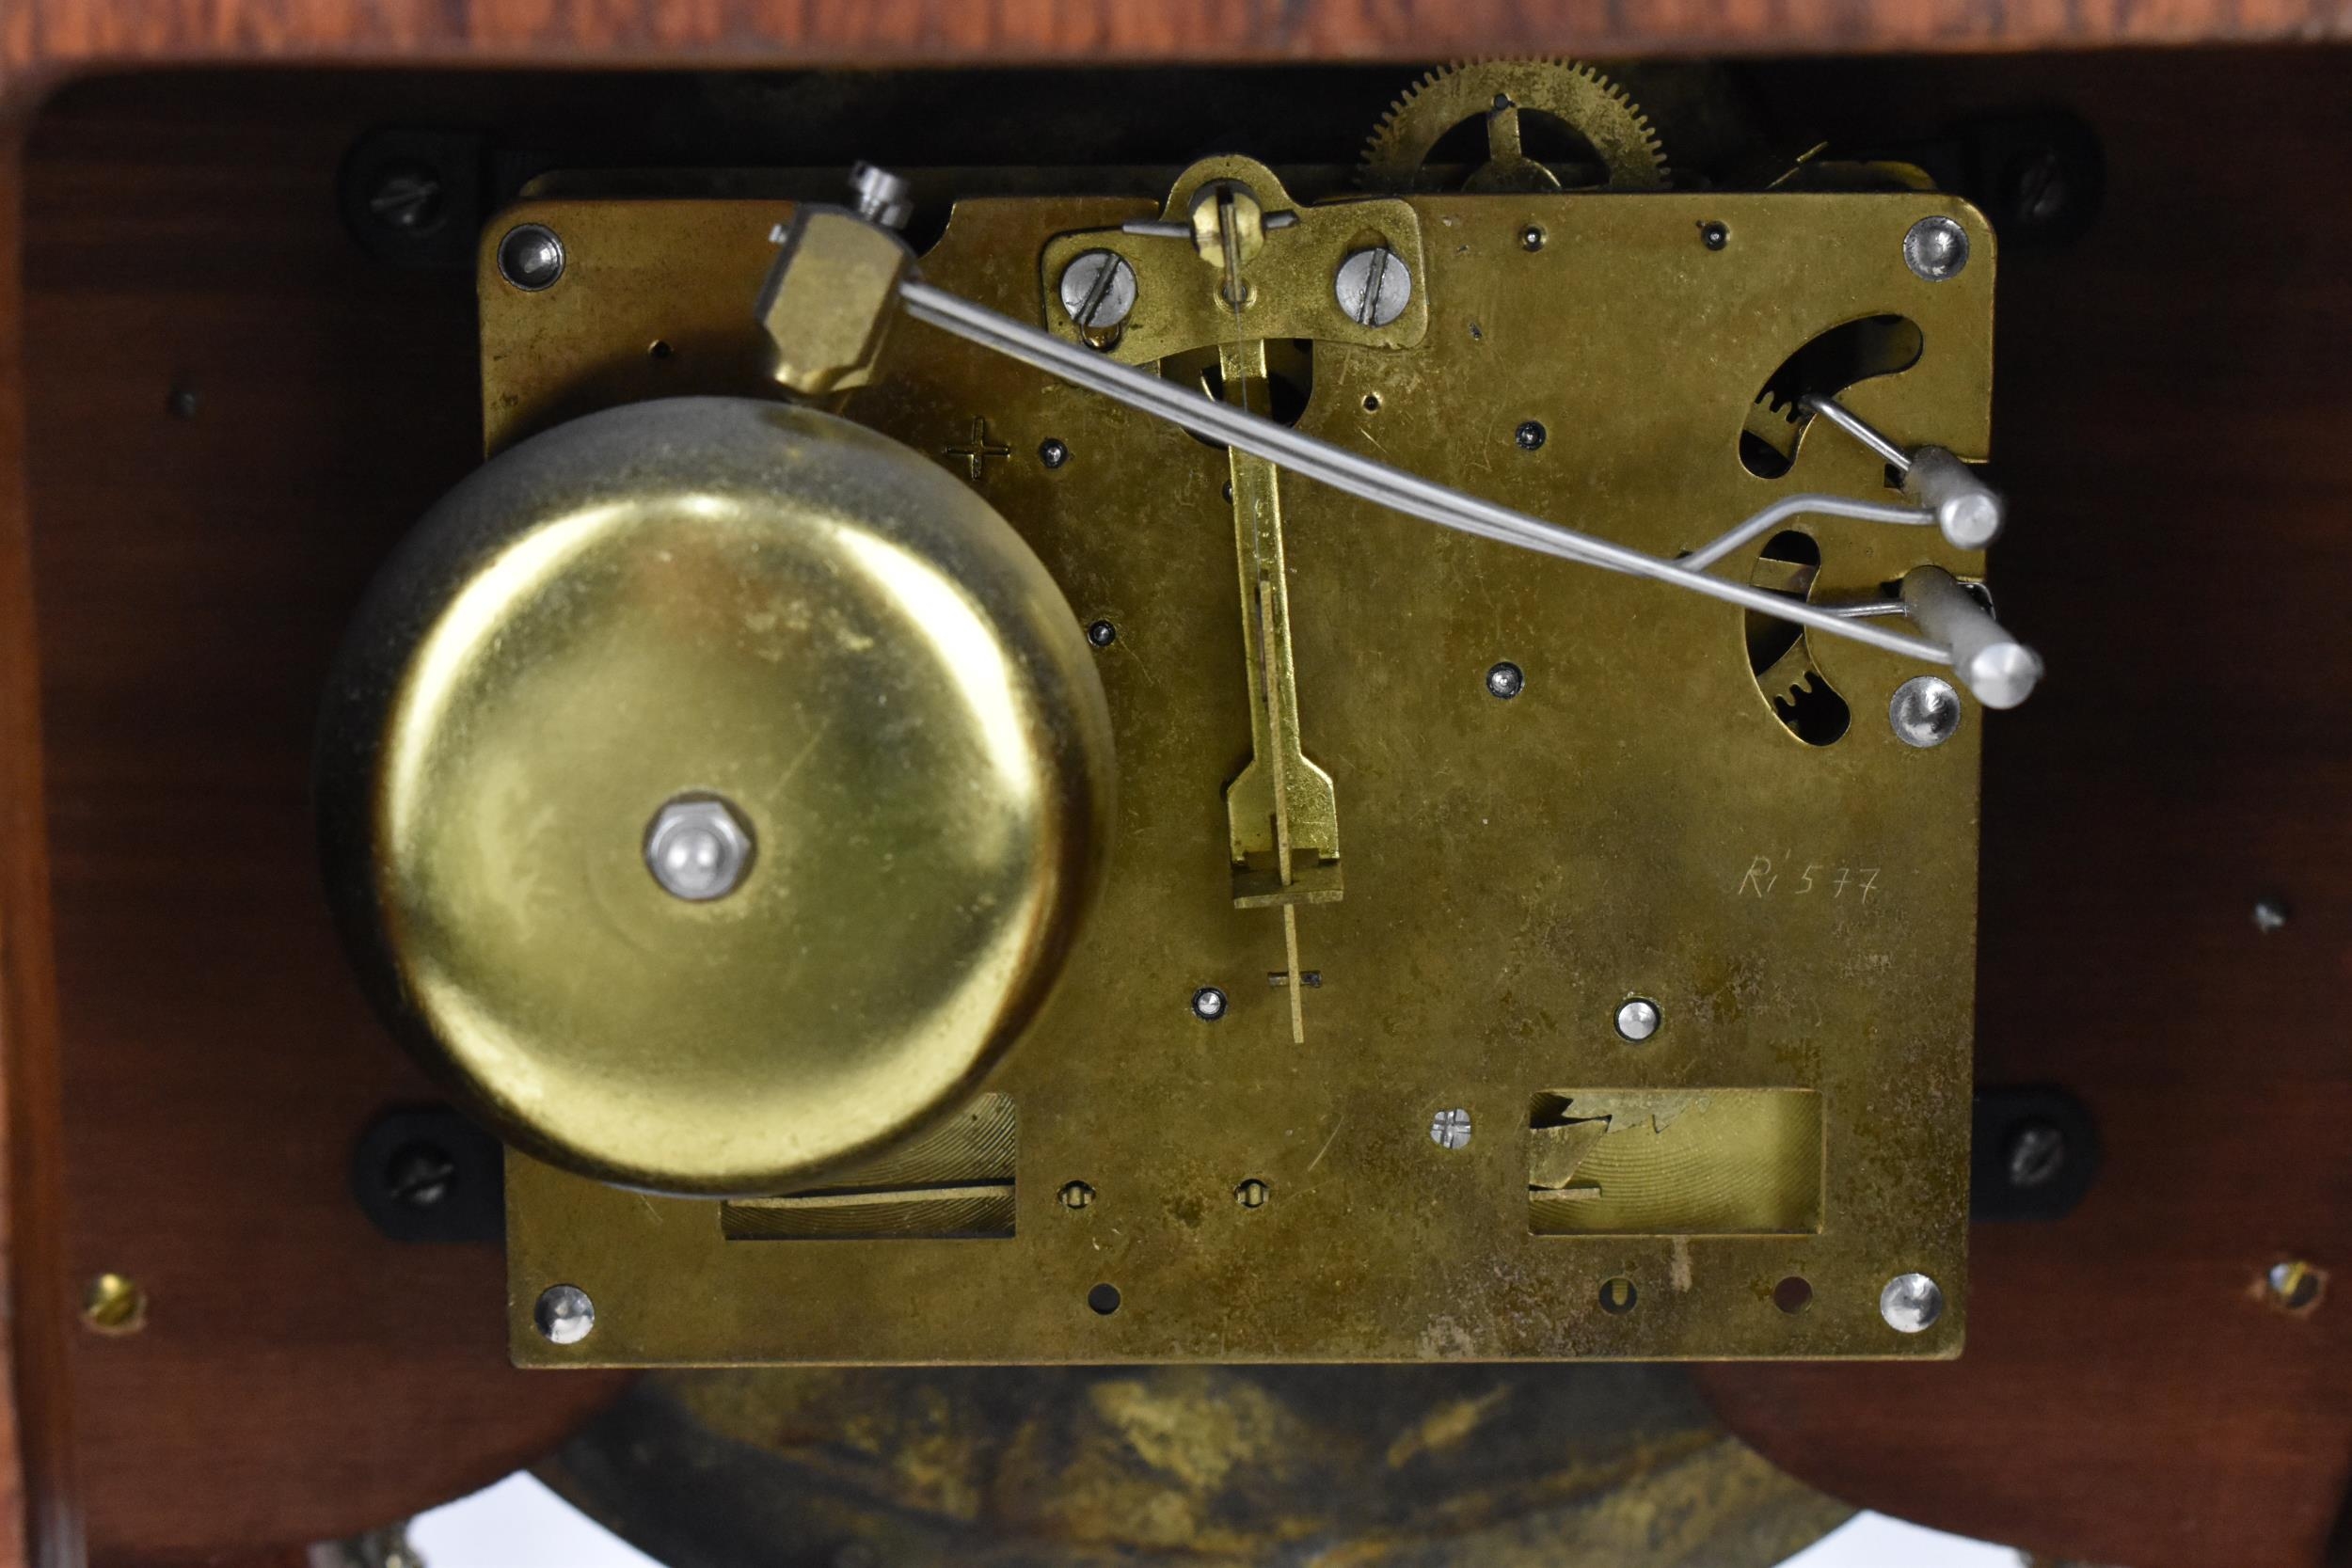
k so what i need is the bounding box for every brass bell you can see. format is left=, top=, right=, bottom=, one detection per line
left=317, top=396, right=1115, bottom=1196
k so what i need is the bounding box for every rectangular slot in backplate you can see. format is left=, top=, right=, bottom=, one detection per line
left=1529, top=1089, right=1823, bottom=1236
left=722, top=1093, right=1016, bottom=1241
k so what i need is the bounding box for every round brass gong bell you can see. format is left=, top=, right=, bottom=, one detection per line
left=317, top=397, right=1115, bottom=1196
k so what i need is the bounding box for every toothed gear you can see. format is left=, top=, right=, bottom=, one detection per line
left=1361, top=59, right=1669, bottom=195
left=1742, top=391, right=1804, bottom=464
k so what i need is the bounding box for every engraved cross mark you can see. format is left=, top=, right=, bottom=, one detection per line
left=944, top=417, right=1012, bottom=482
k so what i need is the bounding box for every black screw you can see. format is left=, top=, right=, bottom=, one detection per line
left=1040, top=438, right=1070, bottom=469
left=2003, top=1121, right=2066, bottom=1190
left=1519, top=224, right=1545, bottom=252
left=367, top=165, right=448, bottom=235
left=1699, top=220, right=1730, bottom=251
left=1221, top=481, right=1234, bottom=503
left=1514, top=420, right=1547, bottom=451
left=1486, top=661, right=1525, bottom=700
left=2002, top=148, right=2071, bottom=231
left=1086, top=619, right=1117, bottom=648
left=167, top=386, right=199, bottom=420
left=385, top=1141, right=457, bottom=1210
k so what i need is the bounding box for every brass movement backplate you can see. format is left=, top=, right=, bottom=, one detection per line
left=488, top=185, right=1991, bottom=1365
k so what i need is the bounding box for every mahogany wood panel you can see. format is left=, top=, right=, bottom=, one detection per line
left=1698, top=48, right=2352, bottom=1568
left=5, top=0, right=2352, bottom=111
left=19, top=77, right=625, bottom=1566
left=0, top=109, right=83, bottom=1568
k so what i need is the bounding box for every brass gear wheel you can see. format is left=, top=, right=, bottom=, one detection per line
left=1360, top=59, right=1669, bottom=195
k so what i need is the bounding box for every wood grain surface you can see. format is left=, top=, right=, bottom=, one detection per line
left=3, top=0, right=2352, bottom=111
left=19, top=75, right=628, bottom=1568
left=8, top=41, right=2352, bottom=1568
left=0, top=109, right=83, bottom=1568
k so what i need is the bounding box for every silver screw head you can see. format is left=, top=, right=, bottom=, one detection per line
left=2254, top=895, right=2290, bottom=934
left=1429, top=1107, right=1472, bottom=1149
left=644, top=796, right=755, bottom=902
left=1880, top=1272, right=1945, bottom=1333
left=534, top=1283, right=596, bottom=1345
left=1058, top=250, right=1138, bottom=332
left=1903, top=216, right=1970, bottom=282
left=1614, top=997, right=1661, bottom=1042
left=1334, top=246, right=1413, bottom=327
left=1486, top=661, right=1524, bottom=700
left=1190, top=986, right=1228, bottom=1022
left=496, top=223, right=566, bottom=292
left=1889, top=675, right=1963, bottom=749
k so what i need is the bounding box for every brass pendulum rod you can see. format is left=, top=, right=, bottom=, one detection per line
left=1218, top=339, right=1339, bottom=1042
left=1182, top=174, right=1343, bottom=1041
left=1257, top=575, right=1306, bottom=1045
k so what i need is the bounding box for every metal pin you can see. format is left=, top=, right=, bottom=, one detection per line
left=1799, top=394, right=1913, bottom=472
left=1899, top=566, right=2042, bottom=709
left=1904, top=448, right=2004, bottom=551
left=848, top=164, right=914, bottom=230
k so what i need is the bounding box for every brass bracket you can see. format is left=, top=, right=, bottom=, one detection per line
left=1037, top=157, right=1427, bottom=364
